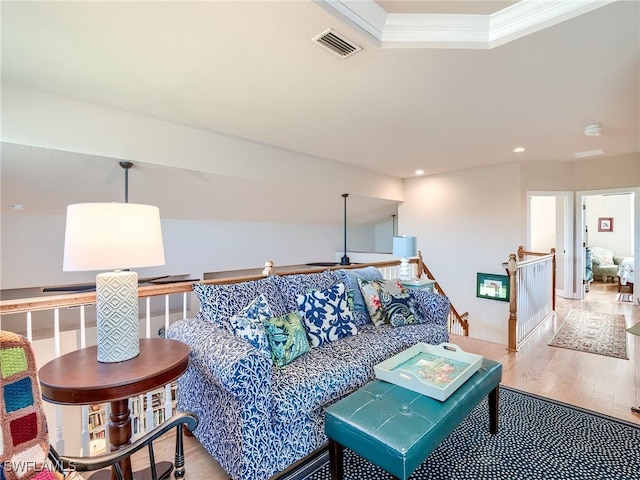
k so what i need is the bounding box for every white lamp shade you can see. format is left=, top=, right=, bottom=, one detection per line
left=63, top=203, right=165, bottom=271
left=392, top=236, right=417, bottom=258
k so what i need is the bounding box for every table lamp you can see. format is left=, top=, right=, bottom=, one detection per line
left=393, top=235, right=417, bottom=281
left=63, top=203, right=165, bottom=363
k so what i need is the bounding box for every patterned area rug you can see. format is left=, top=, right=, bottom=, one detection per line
left=279, top=387, right=640, bottom=480
left=548, top=309, right=628, bottom=359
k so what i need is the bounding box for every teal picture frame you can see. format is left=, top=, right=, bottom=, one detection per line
left=476, top=273, right=509, bottom=302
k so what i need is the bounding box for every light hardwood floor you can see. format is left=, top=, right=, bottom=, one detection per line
left=131, top=281, right=639, bottom=479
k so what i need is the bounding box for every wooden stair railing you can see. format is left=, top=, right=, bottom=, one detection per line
left=505, top=246, right=556, bottom=351
left=416, top=252, right=470, bottom=336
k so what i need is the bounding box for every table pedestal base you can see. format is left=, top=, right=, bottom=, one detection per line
left=88, top=461, right=173, bottom=480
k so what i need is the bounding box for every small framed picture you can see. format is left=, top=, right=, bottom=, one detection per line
left=598, top=217, right=613, bottom=232
left=476, top=273, right=509, bottom=302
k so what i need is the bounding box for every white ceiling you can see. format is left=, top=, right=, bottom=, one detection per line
left=1, top=0, right=639, bottom=223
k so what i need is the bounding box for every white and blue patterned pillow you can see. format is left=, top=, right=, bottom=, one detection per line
left=297, top=283, right=357, bottom=348
left=273, top=270, right=340, bottom=314
left=228, top=294, right=273, bottom=355
left=193, top=277, right=287, bottom=329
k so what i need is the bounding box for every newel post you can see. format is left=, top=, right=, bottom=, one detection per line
left=507, top=253, right=518, bottom=352
left=262, top=261, right=275, bottom=276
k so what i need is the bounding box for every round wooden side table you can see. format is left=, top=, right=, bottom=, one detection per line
left=39, top=338, right=190, bottom=480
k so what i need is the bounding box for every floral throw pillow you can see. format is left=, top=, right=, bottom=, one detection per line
left=387, top=290, right=422, bottom=327
left=297, top=283, right=357, bottom=348
left=228, top=294, right=273, bottom=355
left=263, top=312, right=310, bottom=368
left=358, top=278, right=413, bottom=326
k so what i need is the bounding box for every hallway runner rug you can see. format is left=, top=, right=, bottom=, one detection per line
left=617, top=293, right=633, bottom=303
left=278, top=387, right=640, bottom=480
left=548, top=308, right=628, bottom=359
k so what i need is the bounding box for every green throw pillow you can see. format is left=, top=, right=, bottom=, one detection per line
left=263, top=312, right=310, bottom=368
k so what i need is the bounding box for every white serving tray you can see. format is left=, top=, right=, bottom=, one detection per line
left=374, top=342, right=483, bottom=401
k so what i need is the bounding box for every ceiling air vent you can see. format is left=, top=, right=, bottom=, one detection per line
left=312, top=29, right=362, bottom=58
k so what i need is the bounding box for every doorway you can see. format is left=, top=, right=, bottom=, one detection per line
left=577, top=188, right=639, bottom=302
left=527, top=191, right=573, bottom=299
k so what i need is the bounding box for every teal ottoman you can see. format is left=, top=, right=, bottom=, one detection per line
left=325, top=358, right=502, bottom=480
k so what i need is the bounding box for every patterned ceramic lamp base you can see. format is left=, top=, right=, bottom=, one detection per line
left=96, top=270, right=140, bottom=363
left=399, top=257, right=411, bottom=281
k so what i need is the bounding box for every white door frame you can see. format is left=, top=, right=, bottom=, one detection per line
left=526, top=191, right=574, bottom=299
left=576, top=187, right=639, bottom=302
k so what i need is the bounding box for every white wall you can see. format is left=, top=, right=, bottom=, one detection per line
left=530, top=196, right=556, bottom=252
left=374, top=217, right=394, bottom=253
left=1, top=213, right=376, bottom=290
left=400, top=163, right=522, bottom=344
left=585, top=194, right=634, bottom=257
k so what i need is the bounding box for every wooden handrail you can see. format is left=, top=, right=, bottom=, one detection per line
left=0, top=262, right=407, bottom=316
left=1, top=258, right=469, bottom=337
left=416, top=252, right=469, bottom=336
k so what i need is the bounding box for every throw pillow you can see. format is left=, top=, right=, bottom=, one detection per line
left=357, top=278, right=411, bottom=327
left=263, top=312, right=310, bottom=368
left=336, top=267, right=383, bottom=326
left=598, top=254, right=614, bottom=266
left=297, top=283, right=357, bottom=348
left=192, top=277, right=287, bottom=329
left=228, top=294, right=273, bottom=356
left=273, top=270, right=340, bottom=314
left=387, top=290, right=423, bottom=327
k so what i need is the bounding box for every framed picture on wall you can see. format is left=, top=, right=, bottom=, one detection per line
left=476, top=273, right=509, bottom=302
left=598, top=217, right=614, bottom=232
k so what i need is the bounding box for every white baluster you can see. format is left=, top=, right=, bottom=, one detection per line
left=53, top=309, right=64, bottom=453
left=145, top=392, right=153, bottom=435
left=165, top=295, right=170, bottom=333
left=146, top=297, right=151, bottom=338
left=183, top=292, right=188, bottom=319
left=26, top=311, right=32, bottom=342
left=79, top=305, right=86, bottom=348
left=164, top=384, right=172, bottom=423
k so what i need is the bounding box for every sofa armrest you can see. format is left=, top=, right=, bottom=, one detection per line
left=167, top=318, right=272, bottom=399
left=412, top=291, right=451, bottom=328
left=614, top=255, right=625, bottom=266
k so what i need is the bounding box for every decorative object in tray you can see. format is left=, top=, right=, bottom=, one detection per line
left=374, top=342, right=483, bottom=401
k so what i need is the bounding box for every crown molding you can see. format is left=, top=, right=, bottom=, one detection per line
left=322, top=0, right=616, bottom=49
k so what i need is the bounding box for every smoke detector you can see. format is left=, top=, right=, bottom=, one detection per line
left=312, top=29, right=362, bottom=58
left=584, top=124, right=602, bottom=136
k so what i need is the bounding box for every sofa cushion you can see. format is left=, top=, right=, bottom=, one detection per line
left=274, top=270, right=340, bottom=314
left=297, top=283, right=357, bottom=348
left=324, top=323, right=447, bottom=369
left=271, top=320, right=450, bottom=423
left=271, top=345, right=369, bottom=422
left=228, top=294, right=273, bottom=356
left=410, top=290, right=451, bottom=328
left=336, top=267, right=383, bottom=326
left=193, top=277, right=287, bottom=328
left=263, top=312, right=310, bottom=368
left=358, top=278, right=411, bottom=327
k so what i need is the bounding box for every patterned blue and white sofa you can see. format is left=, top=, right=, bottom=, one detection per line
left=167, top=267, right=450, bottom=480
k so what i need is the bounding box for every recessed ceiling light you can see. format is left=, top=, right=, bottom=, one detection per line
left=11, top=204, right=26, bottom=211
left=584, top=124, right=602, bottom=136
left=513, top=147, right=525, bottom=153
left=414, top=169, right=424, bottom=176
